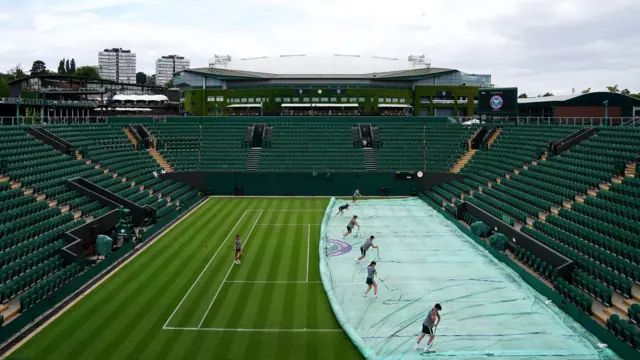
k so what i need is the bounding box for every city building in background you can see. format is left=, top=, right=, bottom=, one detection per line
left=156, top=55, right=190, bottom=86
left=98, top=48, right=137, bottom=83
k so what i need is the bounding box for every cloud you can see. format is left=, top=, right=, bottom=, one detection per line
left=1, top=0, right=638, bottom=95
left=29, top=0, right=152, bottom=13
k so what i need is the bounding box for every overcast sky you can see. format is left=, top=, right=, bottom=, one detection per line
left=1, top=0, right=638, bottom=95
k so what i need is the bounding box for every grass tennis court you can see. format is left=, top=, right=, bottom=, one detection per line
left=10, top=198, right=361, bottom=360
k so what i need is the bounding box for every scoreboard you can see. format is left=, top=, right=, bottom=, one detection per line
left=478, top=87, right=518, bottom=115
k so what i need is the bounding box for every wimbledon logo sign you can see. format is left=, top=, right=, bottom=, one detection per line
left=326, top=239, right=352, bottom=257
left=490, top=95, right=504, bottom=110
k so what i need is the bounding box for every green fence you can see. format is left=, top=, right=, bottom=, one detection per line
left=200, top=172, right=414, bottom=196
left=106, top=116, right=454, bottom=125
left=418, top=194, right=638, bottom=360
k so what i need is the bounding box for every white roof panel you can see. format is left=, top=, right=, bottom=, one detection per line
left=517, top=95, right=578, bottom=104
left=219, top=53, right=428, bottom=75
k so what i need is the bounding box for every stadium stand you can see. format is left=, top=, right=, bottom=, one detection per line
left=0, top=126, right=91, bottom=316
left=2, top=118, right=640, bottom=354
left=45, top=124, right=201, bottom=210
left=0, top=124, right=202, bottom=319
left=149, top=120, right=476, bottom=173
left=424, top=124, right=640, bottom=350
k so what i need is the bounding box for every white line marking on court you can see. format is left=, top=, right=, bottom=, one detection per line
left=163, top=209, right=249, bottom=329
left=306, top=224, right=310, bottom=283
left=197, top=210, right=263, bottom=328
left=163, top=327, right=343, bottom=332
left=225, top=281, right=321, bottom=284
left=247, top=209, right=326, bottom=212
left=330, top=280, right=447, bottom=284
left=256, top=223, right=321, bottom=226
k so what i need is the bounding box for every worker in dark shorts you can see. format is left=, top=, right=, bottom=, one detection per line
left=356, top=235, right=377, bottom=263
left=234, top=235, right=242, bottom=265
left=351, top=189, right=362, bottom=205
left=336, top=203, right=350, bottom=215
left=343, top=215, right=359, bottom=238
left=364, top=261, right=378, bottom=298
left=415, top=303, right=442, bottom=352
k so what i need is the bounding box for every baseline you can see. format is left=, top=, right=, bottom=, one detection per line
left=163, top=327, right=343, bottom=332
left=247, top=209, right=326, bottom=212
left=255, top=223, right=321, bottom=226
left=225, top=280, right=322, bottom=284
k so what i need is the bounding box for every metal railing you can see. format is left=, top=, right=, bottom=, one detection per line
left=1, top=115, right=638, bottom=127
left=40, top=87, right=107, bottom=93
left=0, top=97, right=98, bottom=107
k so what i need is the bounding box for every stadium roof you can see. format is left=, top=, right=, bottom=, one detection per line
left=112, top=94, right=168, bottom=102
left=7, top=74, right=165, bottom=89
left=517, top=94, right=580, bottom=104
left=517, top=92, right=640, bottom=107
left=181, top=67, right=457, bottom=81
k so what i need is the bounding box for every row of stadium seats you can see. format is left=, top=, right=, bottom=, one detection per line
left=18, top=263, right=83, bottom=311
left=513, top=246, right=556, bottom=279
left=554, top=277, right=594, bottom=314
left=607, top=314, right=640, bottom=349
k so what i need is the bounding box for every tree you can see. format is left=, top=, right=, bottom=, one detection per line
left=542, top=92, right=554, bottom=97
left=146, top=74, right=156, bottom=86
left=518, top=93, right=528, bottom=98
left=30, top=60, right=48, bottom=75
left=164, top=79, right=174, bottom=89
left=136, top=72, right=147, bottom=85
left=0, top=76, right=9, bottom=98
left=70, top=58, right=76, bottom=74
left=621, top=89, right=631, bottom=95
left=7, top=64, right=26, bottom=81
left=65, top=59, right=70, bottom=74
left=581, top=88, right=591, bottom=94
left=606, top=85, right=619, bottom=93
left=58, top=59, right=66, bottom=74
left=74, top=66, right=100, bottom=79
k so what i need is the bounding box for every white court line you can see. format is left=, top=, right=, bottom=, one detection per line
left=247, top=209, right=326, bottom=212
left=256, top=223, right=321, bottom=226
left=226, top=280, right=321, bottom=284
left=197, top=210, right=263, bottom=328
left=162, top=209, right=249, bottom=329
left=330, top=280, right=457, bottom=284
left=163, top=327, right=342, bottom=332
left=306, top=224, right=310, bottom=282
